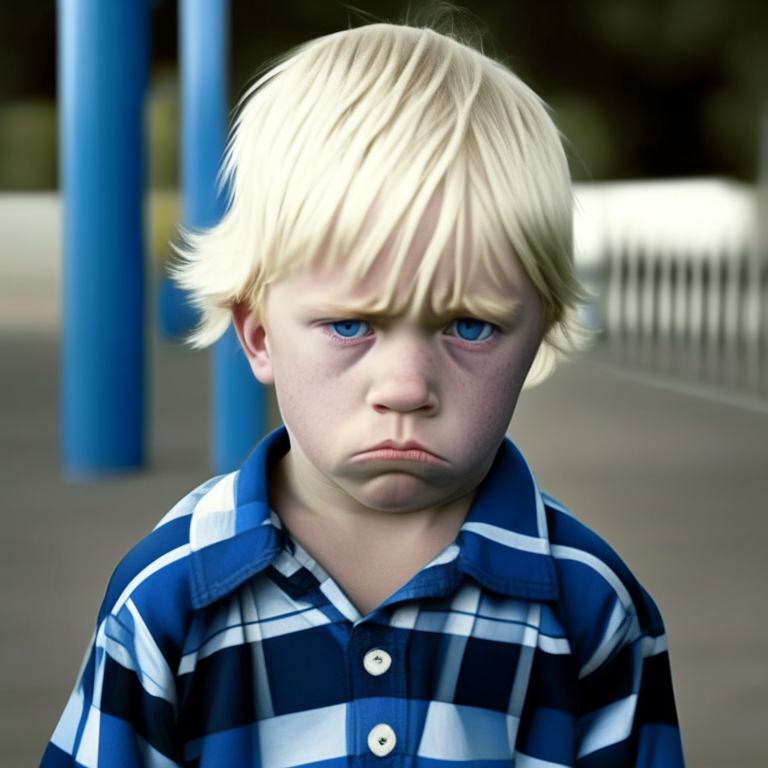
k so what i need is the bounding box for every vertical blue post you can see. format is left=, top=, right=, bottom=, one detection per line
left=59, top=0, right=149, bottom=479
left=180, top=0, right=266, bottom=473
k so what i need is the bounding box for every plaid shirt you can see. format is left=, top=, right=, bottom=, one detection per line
left=41, top=427, right=684, bottom=768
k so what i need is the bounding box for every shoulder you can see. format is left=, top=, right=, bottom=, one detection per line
left=542, top=493, right=667, bottom=675
left=95, top=475, right=226, bottom=650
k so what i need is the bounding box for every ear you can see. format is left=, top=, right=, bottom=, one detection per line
left=231, top=302, right=275, bottom=385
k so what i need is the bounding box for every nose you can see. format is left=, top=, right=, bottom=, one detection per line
left=367, top=338, right=438, bottom=415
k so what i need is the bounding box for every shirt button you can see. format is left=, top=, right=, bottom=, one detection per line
left=367, top=723, right=396, bottom=756
left=363, top=648, right=392, bottom=676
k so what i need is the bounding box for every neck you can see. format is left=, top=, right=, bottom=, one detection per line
left=268, top=447, right=475, bottom=616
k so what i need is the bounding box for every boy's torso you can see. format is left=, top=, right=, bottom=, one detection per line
left=175, top=545, right=572, bottom=766
left=41, top=428, right=683, bottom=768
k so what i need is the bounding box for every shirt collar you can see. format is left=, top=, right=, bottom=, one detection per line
left=455, top=439, right=558, bottom=601
left=188, top=427, right=558, bottom=610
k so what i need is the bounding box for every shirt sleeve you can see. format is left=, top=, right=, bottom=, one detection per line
left=574, top=584, right=685, bottom=768
left=39, top=602, right=182, bottom=768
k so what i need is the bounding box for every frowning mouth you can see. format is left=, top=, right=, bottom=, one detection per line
left=353, top=440, right=445, bottom=465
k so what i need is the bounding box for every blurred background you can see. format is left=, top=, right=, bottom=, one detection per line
left=1, top=1, right=767, bottom=767
left=4, top=0, right=768, bottom=381
left=3, top=0, right=768, bottom=189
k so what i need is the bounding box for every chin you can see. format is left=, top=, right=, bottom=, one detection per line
left=351, top=472, right=456, bottom=513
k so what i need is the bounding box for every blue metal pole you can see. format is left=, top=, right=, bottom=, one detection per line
left=180, top=0, right=266, bottom=473
left=59, top=0, right=149, bottom=479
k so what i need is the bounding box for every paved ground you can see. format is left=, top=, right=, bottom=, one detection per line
left=1, top=332, right=767, bottom=768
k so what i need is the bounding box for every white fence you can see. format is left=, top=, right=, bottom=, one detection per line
left=574, top=179, right=767, bottom=395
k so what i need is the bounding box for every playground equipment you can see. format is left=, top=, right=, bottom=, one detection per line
left=59, top=0, right=148, bottom=479
left=59, top=0, right=266, bottom=479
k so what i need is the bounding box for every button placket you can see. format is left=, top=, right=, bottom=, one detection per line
left=348, top=626, right=404, bottom=759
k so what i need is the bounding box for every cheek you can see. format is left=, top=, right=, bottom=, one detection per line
left=448, top=345, right=534, bottom=446
left=272, top=347, right=357, bottom=450
left=458, top=373, right=518, bottom=443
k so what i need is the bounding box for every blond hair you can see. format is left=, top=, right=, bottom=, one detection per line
left=173, top=23, right=590, bottom=384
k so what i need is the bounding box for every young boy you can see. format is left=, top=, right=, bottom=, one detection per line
left=41, top=23, right=685, bottom=767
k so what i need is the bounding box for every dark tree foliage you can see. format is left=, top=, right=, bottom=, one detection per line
left=1, top=0, right=768, bottom=181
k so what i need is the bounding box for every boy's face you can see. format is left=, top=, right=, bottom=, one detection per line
left=234, top=242, right=545, bottom=515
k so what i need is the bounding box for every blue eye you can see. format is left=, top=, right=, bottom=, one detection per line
left=450, top=318, right=496, bottom=341
left=329, top=319, right=370, bottom=338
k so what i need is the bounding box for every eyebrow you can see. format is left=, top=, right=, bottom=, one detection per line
left=443, top=300, right=522, bottom=326
left=302, top=298, right=523, bottom=326
left=299, top=302, right=392, bottom=319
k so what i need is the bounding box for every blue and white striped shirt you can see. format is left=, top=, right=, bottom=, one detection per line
left=40, top=427, right=684, bottom=767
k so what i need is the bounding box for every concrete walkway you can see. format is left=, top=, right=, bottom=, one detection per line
left=1, top=333, right=766, bottom=768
